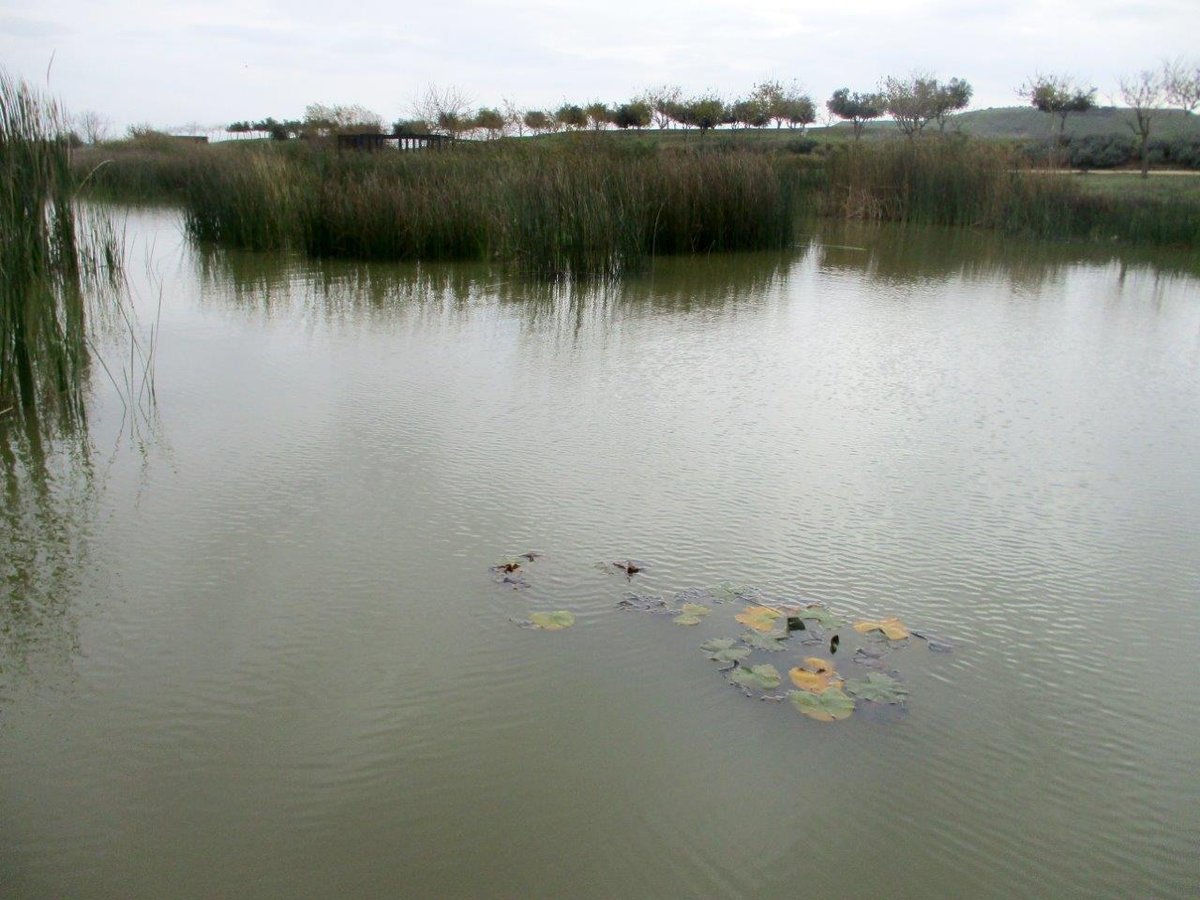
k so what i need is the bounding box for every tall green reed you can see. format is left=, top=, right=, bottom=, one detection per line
left=822, top=139, right=1200, bottom=247
left=0, top=71, right=137, bottom=429
left=177, top=142, right=802, bottom=277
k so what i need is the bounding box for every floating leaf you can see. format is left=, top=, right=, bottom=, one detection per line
left=711, top=582, right=761, bottom=603
left=735, top=606, right=783, bottom=633
left=853, top=646, right=889, bottom=669
left=796, top=605, right=842, bottom=629
left=729, top=664, right=782, bottom=691
left=802, top=656, right=836, bottom=675
left=528, top=611, right=576, bottom=631
left=788, top=667, right=841, bottom=693
left=740, top=631, right=788, bottom=652
left=617, top=593, right=670, bottom=614
left=701, top=639, right=751, bottom=664
left=789, top=687, right=856, bottom=722
left=852, top=617, right=911, bottom=641
left=495, top=573, right=529, bottom=590
left=789, top=657, right=842, bottom=693
left=674, top=587, right=715, bottom=606
left=490, top=558, right=524, bottom=574
left=844, top=673, right=909, bottom=704
left=912, top=630, right=955, bottom=653
left=673, top=604, right=711, bottom=626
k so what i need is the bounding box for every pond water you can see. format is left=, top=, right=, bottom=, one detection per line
left=2, top=210, right=1198, bottom=898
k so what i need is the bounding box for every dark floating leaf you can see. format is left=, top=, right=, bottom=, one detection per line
left=674, top=587, right=715, bottom=606
left=786, top=616, right=806, bottom=632
left=829, top=634, right=840, bottom=654
left=495, top=573, right=530, bottom=589
left=853, top=646, right=889, bottom=669
left=490, top=559, right=523, bottom=575
left=729, top=664, right=782, bottom=693
left=798, top=624, right=827, bottom=645
left=616, top=592, right=672, bottom=614
left=912, top=630, right=955, bottom=653
left=611, top=559, right=647, bottom=575
left=844, top=673, right=909, bottom=704
left=740, top=631, right=789, bottom=652
left=710, top=582, right=762, bottom=603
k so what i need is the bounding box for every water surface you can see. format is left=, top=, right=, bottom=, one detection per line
left=2, top=212, right=1198, bottom=898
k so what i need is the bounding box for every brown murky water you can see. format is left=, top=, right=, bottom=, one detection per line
left=2, top=212, right=1198, bottom=898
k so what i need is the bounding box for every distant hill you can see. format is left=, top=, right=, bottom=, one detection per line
left=949, top=106, right=1200, bottom=141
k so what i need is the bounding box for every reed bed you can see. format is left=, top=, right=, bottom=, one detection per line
left=176, top=142, right=802, bottom=277
left=822, top=140, right=1200, bottom=246
left=1, top=73, right=89, bottom=421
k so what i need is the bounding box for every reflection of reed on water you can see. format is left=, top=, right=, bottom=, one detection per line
left=0, top=73, right=155, bottom=694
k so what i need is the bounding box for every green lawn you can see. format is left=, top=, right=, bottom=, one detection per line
left=1063, top=172, right=1200, bottom=202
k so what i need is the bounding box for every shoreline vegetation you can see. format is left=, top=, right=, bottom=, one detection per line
left=73, top=134, right=1200, bottom=275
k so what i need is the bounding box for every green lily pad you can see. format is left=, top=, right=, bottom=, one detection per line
left=740, top=631, right=788, bottom=652
left=673, top=603, right=710, bottom=626
left=796, top=605, right=842, bottom=629
left=729, top=664, right=782, bottom=692
left=844, top=673, right=908, bottom=704
left=789, top=687, right=856, bottom=721
left=700, top=639, right=751, bottom=664
left=528, top=611, right=576, bottom=631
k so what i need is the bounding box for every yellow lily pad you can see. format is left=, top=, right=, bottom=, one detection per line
left=852, top=617, right=910, bottom=641
left=788, top=657, right=841, bottom=693
left=802, top=656, right=836, bottom=675
left=735, top=606, right=783, bottom=634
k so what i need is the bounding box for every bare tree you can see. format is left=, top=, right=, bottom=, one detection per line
left=1163, top=58, right=1200, bottom=114
left=502, top=97, right=525, bottom=136
left=75, top=110, right=110, bottom=144
left=414, top=84, right=472, bottom=139
left=1119, top=70, right=1166, bottom=178
left=643, top=84, right=683, bottom=129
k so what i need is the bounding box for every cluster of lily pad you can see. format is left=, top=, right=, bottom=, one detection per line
left=692, top=603, right=920, bottom=721
left=491, top=554, right=951, bottom=723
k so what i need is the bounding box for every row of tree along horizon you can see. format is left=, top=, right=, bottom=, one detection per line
left=213, top=66, right=1199, bottom=148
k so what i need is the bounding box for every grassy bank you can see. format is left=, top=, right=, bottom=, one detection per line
left=76, top=135, right=1199, bottom=272
left=823, top=139, right=1200, bottom=247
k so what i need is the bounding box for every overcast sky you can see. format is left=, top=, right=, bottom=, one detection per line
left=2, top=0, right=1196, bottom=131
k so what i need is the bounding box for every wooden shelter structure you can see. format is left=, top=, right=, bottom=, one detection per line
left=336, top=133, right=453, bottom=152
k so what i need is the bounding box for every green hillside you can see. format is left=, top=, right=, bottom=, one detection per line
left=951, top=106, right=1200, bottom=140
